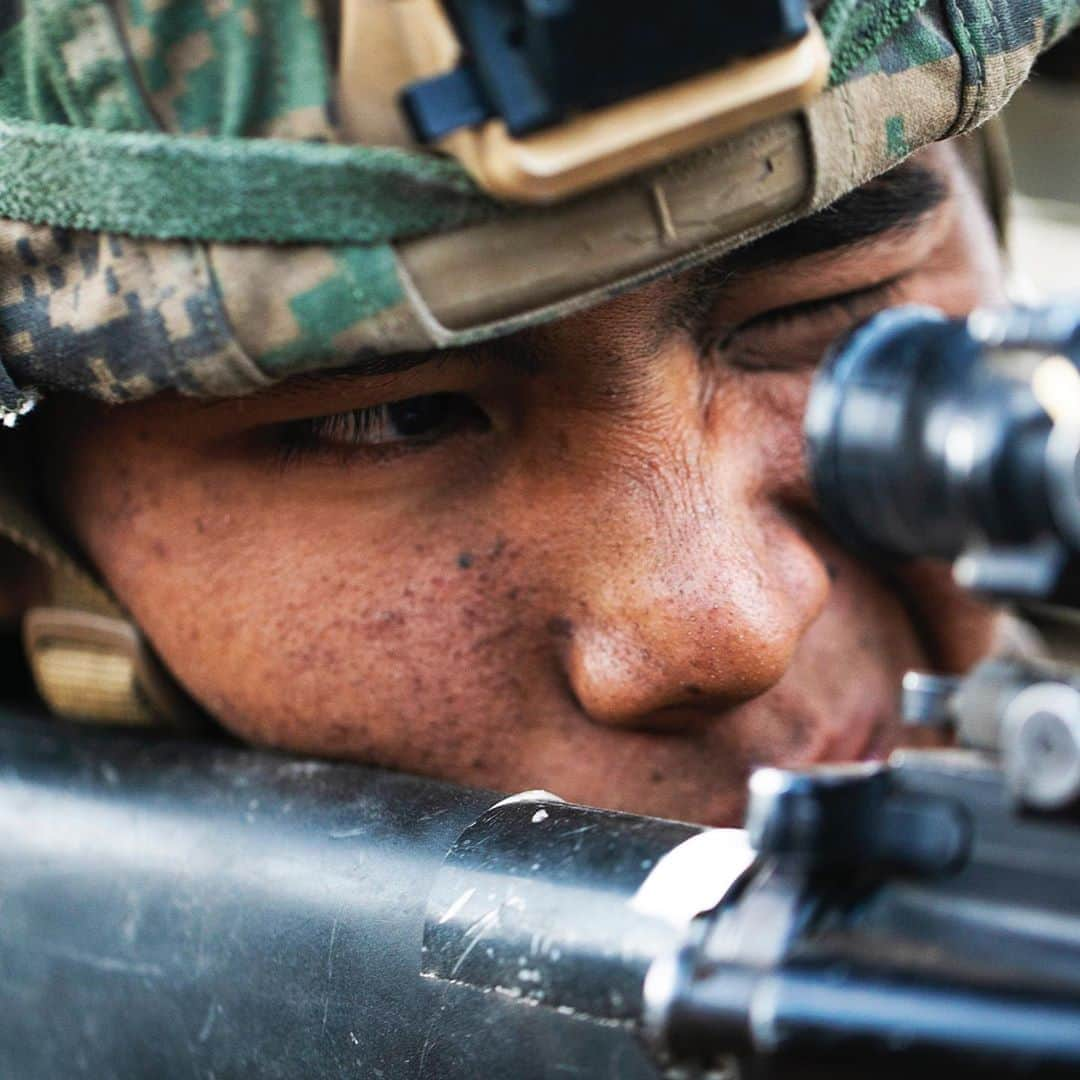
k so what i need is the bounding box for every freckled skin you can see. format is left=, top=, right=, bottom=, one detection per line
left=37, top=148, right=1007, bottom=826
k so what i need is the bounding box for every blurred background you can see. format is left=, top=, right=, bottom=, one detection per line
left=1003, top=31, right=1080, bottom=298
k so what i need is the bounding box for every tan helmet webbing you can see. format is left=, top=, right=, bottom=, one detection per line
left=0, top=478, right=196, bottom=728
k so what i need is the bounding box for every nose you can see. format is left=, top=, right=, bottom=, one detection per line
left=557, top=452, right=831, bottom=729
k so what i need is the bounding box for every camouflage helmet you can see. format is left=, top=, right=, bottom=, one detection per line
left=1, top=0, right=1078, bottom=725
left=0, top=0, right=1076, bottom=414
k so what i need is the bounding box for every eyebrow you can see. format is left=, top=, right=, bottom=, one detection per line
left=664, top=160, right=949, bottom=345
left=247, top=332, right=541, bottom=401
left=197, top=331, right=542, bottom=413
left=733, top=160, right=948, bottom=269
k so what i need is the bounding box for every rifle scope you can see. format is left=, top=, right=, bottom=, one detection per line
left=805, top=305, right=1080, bottom=577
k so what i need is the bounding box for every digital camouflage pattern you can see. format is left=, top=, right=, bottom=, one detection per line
left=0, top=0, right=1076, bottom=410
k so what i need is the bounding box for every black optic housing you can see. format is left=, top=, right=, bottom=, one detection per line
left=804, top=305, right=1080, bottom=564
left=402, top=0, right=811, bottom=143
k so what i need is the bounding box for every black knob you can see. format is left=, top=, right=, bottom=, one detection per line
left=746, top=762, right=969, bottom=875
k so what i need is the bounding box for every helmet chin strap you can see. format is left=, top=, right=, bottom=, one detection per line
left=23, top=605, right=200, bottom=729
left=0, top=477, right=199, bottom=729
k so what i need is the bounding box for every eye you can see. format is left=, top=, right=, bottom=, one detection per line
left=277, top=392, right=490, bottom=459
left=716, top=278, right=906, bottom=373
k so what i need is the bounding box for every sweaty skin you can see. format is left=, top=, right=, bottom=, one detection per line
left=39, top=146, right=1007, bottom=826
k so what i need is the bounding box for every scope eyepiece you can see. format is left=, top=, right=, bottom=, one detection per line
left=805, top=305, right=1080, bottom=571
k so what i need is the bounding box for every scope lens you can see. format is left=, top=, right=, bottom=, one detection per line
left=805, top=305, right=1059, bottom=561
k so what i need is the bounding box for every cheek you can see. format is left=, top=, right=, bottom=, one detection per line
left=73, top=449, right=550, bottom=771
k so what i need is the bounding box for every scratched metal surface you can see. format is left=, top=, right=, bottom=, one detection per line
left=422, top=796, right=698, bottom=1025
left=0, top=709, right=682, bottom=1079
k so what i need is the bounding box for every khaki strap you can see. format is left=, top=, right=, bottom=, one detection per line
left=0, top=478, right=197, bottom=728
left=23, top=606, right=187, bottom=726
left=338, top=0, right=828, bottom=203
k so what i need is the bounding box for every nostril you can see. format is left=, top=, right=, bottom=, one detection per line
left=609, top=704, right=716, bottom=736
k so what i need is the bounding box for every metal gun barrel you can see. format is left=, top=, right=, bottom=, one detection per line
left=0, top=707, right=716, bottom=1079
left=666, top=962, right=1080, bottom=1077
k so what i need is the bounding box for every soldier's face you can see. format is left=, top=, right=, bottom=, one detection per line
left=41, top=146, right=1007, bottom=825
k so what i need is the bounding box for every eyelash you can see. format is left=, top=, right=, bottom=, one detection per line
left=711, top=277, right=905, bottom=372
left=275, top=392, right=490, bottom=464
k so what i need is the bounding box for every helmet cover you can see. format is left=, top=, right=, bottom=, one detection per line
left=0, top=0, right=1074, bottom=410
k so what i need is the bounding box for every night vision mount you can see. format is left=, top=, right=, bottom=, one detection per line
left=340, top=0, right=829, bottom=201
left=401, top=0, right=817, bottom=141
